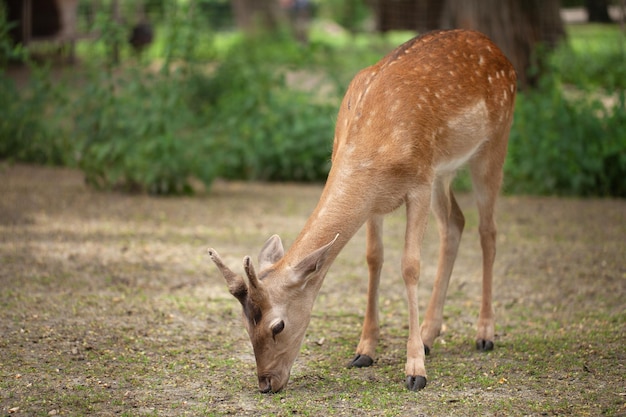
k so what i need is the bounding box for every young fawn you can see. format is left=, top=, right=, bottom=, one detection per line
left=209, top=29, right=517, bottom=392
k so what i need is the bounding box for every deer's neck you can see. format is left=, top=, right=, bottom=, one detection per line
left=283, top=166, right=371, bottom=273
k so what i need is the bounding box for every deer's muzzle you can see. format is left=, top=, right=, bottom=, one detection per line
left=258, top=373, right=287, bottom=393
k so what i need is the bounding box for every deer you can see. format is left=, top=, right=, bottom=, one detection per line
left=208, top=29, right=517, bottom=393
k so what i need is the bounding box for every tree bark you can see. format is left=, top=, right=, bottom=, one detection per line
left=415, top=0, right=444, bottom=32
left=585, top=0, right=612, bottom=23
left=231, top=0, right=284, bottom=33
left=372, top=0, right=443, bottom=32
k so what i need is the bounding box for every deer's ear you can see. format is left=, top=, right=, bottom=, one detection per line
left=258, top=235, right=285, bottom=270
left=292, top=234, right=339, bottom=284
left=208, top=248, right=248, bottom=304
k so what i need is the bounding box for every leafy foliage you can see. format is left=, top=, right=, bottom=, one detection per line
left=1, top=5, right=624, bottom=196
left=552, top=24, right=626, bottom=90
left=0, top=6, right=70, bottom=164
left=74, top=68, right=214, bottom=194
left=72, top=1, right=218, bottom=194
left=0, top=67, right=71, bottom=165
left=506, top=74, right=626, bottom=197
left=197, top=34, right=337, bottom=182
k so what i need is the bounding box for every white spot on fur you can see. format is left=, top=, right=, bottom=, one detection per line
left=388, top=100, right=401, bottom=115
left=359, top=159, right=373, bottom=169
left=392, top=126, right=406, bottom=142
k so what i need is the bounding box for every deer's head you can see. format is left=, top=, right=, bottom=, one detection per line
left=208, top=234, right=338, bottom=393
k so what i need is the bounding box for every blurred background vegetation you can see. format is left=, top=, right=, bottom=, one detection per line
left=0, top=0, right=624, bottom=196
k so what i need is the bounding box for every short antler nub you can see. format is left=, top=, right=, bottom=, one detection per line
left=243, top=256, right=268, bottom=305
left=243, top=256, right=260, bottom=289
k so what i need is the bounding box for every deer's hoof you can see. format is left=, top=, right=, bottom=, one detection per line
left=347, top=354, right=373, bottom=368
left=406, top=375, right=427, bottom=391
left=476, top=339, right=494, bottom=352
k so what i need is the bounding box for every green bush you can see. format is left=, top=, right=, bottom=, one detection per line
left=0, top=6, right=71, bottom=165
left=74, top=67, right=216, bottom=194
left=0, top=67, right=72, bottom=165
left=71, top=1, right=219, bottom=194
left=196, top=34, right=338, bottom=182
left=552, top=24, right=626, bottom=90
left=209, top=83, right=336, bottom=182
left=506, top=74, right=626, bottom=197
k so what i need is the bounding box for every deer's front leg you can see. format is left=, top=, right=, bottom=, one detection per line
left=402, top=187, right=431, bottom=391
left=349, top=215, right=384, bottom=368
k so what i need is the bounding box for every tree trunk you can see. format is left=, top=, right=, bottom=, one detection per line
left=415, top=0, right=444, bottom=32
left=438, top=0, right=565, bottom=88
left=231, top=0, right=284, bottom=33
left=585, top=0, right=612, bottom=23
left=374, top=0, right=417, bottom=32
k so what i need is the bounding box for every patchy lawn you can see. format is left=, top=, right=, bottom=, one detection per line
left=1, top=164, right=624, bottom=416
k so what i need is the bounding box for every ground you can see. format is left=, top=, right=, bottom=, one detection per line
left=0, top=163, right=624, bottom=416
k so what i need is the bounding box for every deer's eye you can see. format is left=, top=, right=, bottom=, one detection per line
left=271, top=320, right=285, bottom=339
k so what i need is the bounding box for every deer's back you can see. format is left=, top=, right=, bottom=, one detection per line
left=332, top=30, right=516, bottom=186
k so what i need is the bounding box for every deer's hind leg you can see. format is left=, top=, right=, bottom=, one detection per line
left=469, top=134, right=508, bottom=352
left=420, top=173, right=465, bottom=354
left=348, top=215, right=384, bottom=368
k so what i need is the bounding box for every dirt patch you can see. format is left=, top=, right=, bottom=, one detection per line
left=1, top=163, right=624, bottom=416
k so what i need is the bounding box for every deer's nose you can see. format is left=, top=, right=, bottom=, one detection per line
left=259, top=375, right=286, bottom=393
left=259, top=376, right=272, bottom=393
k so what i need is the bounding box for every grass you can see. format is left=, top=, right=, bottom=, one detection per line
left=566, top=23, right=625, bottom=53
left=2, top=165, right=624, bottom=416
left=2, top=290, right=625, bottom=415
